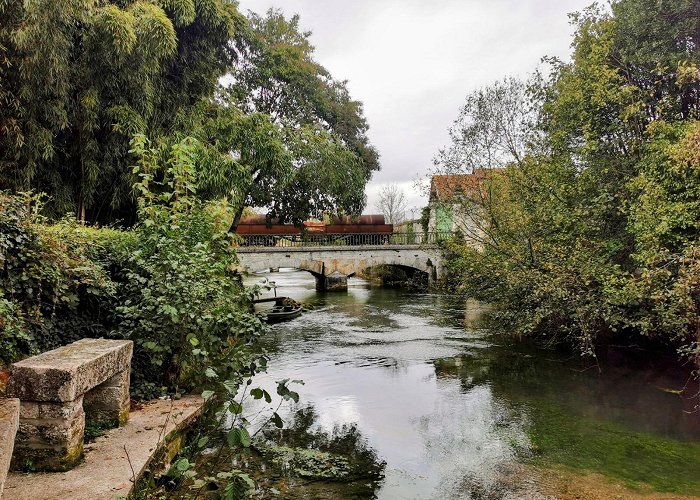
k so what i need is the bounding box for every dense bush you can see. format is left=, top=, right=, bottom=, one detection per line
left=0, top=137, right=266, bottom=400
left=441, top=123, right=700, bottom=360
left=0, top=193, right=124, bottom=363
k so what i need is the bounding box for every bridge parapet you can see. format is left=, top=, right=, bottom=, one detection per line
left=236, top=244, right=436, bottom=253
left=237, top=232, right=449, bottom=249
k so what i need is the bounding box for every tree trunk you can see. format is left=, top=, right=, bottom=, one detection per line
left=229, top=205, right=245, bottom=233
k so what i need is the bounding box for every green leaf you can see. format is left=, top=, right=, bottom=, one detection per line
left=226, top=429, right=240, bottom=447
left=239, top=427, right=251, bottom=447
left=201, top=390, right=214, bottom=401
left=223, top=379, right=238, bottom=394
left=238, top=472, right=255, bottom=489
left=175, top=458, right=189, bottom=471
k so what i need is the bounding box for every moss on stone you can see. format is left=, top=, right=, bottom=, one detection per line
left=59, top=444, right=84, bottom=471
left=118, top=406, right=130, bottom=426
left=14, top=443, right=84, bottom=472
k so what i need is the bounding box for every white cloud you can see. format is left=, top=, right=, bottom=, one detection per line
left=237, top=0, right=594, bottom=212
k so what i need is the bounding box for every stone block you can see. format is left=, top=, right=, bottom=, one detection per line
left=84, top=370, right=130, bottom=426
left=12, top=400, right=84, bottom=472
left=19, top=397, right=84, bottom=421
left=11, top=438, right=84, bottom=473
left=0, top=398, right=19, bottom=498
left=6, top=339, right=134, bottom=473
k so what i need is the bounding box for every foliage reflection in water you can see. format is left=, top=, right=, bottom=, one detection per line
left=247, top=269, right=700, bottom=498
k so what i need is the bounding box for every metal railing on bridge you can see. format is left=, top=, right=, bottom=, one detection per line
left=237, top=232, right=450, bottom=248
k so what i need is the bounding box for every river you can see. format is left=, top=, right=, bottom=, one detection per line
left=247, top=269, right=700, bottom=499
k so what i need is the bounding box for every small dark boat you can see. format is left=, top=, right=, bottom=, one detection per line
left=253, top=297, right=302, bottom=323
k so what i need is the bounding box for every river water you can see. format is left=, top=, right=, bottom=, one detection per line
left=248, top=269, right=700, bottom=499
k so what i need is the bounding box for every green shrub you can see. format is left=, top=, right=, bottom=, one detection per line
left=0, top=193, right=120, bottom=360
left=0, top=298, right=32, bottom=364
left=116, top=135, right=266, bottom=397
left=1, top=135, right=267, bottom=399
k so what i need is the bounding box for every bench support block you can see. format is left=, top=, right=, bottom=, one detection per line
left=83, top=369, right=130, bottom=427
left=12, top=397, right=85, bottom=471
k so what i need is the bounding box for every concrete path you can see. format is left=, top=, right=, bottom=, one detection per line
left=3, top=396, right=203, bottom=500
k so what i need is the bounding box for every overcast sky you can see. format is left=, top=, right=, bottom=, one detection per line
left=237, top=0, right=595, bottom=216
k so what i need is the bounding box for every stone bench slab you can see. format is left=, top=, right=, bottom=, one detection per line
left=0, top=398, right=20, bottom=498
left=6, top=339, right=133, bottom=403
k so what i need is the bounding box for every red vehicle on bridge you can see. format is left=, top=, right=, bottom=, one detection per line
left=236, top=214, right=393, bottom=246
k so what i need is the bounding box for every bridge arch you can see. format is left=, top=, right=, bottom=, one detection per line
left=236, top=245, right=443, bottom=291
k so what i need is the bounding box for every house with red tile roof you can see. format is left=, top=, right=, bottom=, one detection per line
left=427, top=169, right=501, bottom=245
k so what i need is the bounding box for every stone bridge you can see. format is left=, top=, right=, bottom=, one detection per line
left=236, top=244, right=444, bottom=291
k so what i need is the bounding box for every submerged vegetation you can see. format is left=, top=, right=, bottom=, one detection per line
left=140, top=405, right=385, bottom=499
left=435, top=337, right=700, bottom=496
left=434, top=0, right=700, bottom=363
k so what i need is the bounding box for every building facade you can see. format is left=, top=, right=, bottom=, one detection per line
left=427, top=169, right=500, bottom=247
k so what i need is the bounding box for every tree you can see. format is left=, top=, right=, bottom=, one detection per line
left=624, top=121, right=700, bottom=354
left=376, top=184, right=407, bottom=225
left=271, top=124, right=367, bottom=224
left=199, top=9, right=377, bottom=227
left=430, top=78, right=538, bottom=248
left=194, top=101, right=293, bottom=230
left=194, top=90, right=369, bottom=230
left=230, top=9, right=380, bottom=181
left=0, top=1, right=23, bottom=180
left=433, top=77, right=535, bottom=175
left=0, top=3, right=377, bottom=228
left=0, top=0, right=241, bottom=223
left=438, top=0, right=700, bottom=360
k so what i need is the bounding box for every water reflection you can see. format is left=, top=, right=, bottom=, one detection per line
left=245, top=269, right=700, bottom=498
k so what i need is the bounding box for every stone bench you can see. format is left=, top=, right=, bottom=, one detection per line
left=6, top=339, right=133, bottom=472
left=0, top=398, right=19, bottom=498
